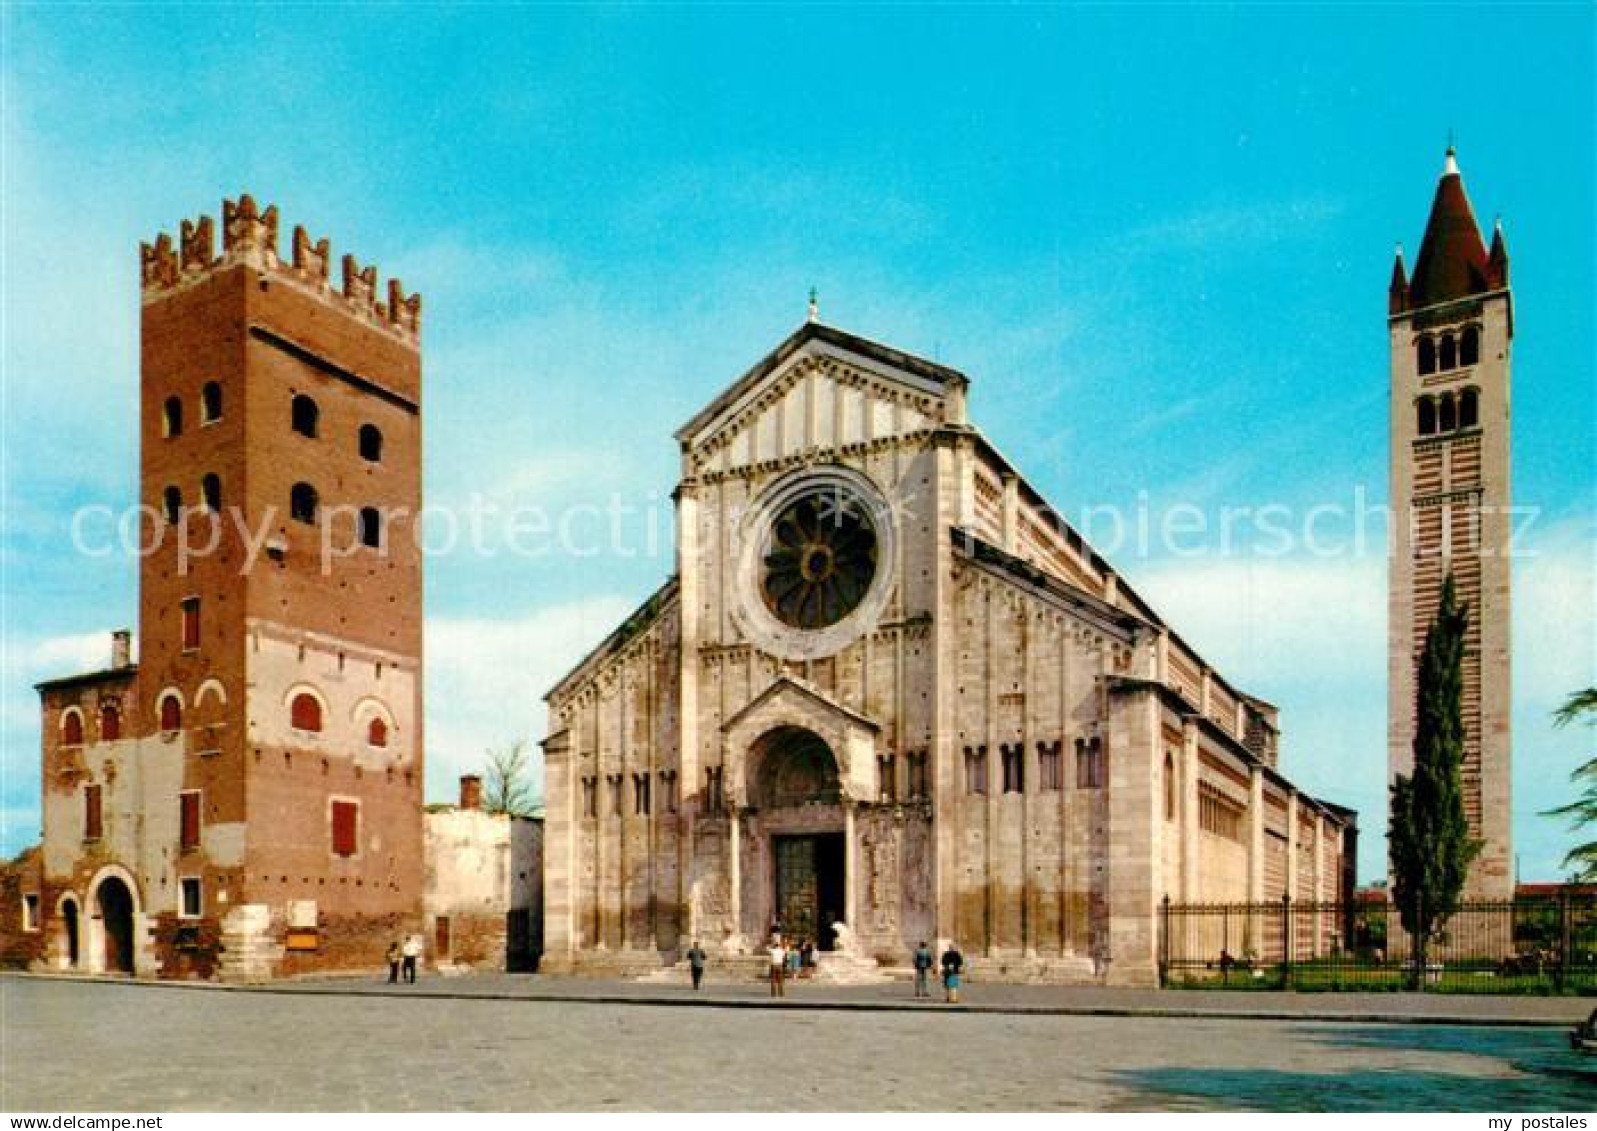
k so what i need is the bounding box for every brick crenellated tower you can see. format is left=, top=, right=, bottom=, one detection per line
left=37, top=195, right=425, bottom=979
left=1387, top=148, right=1514, bottom=898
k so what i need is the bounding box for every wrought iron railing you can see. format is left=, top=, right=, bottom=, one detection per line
left=1158, top=894, right=1597, bottom=993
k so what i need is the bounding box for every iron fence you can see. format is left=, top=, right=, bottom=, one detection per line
left=1159, top=894, right=1597, bottom=993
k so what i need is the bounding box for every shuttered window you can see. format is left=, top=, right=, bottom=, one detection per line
left=331, top=800, right=358, bottom=857
left=85, top=785, right=103, bottom=841
left=181, top=598, right=200, bottom=650
left=291, top=693, right=322, bottom=733
left=180, top=791, right=201, bottom=851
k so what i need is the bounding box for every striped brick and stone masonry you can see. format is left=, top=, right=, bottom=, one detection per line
left=1387, top=148, right=1514, bottom=898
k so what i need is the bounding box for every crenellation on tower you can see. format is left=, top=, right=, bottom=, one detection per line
left=291, top=225, right=331, bottom=282
left=179, top=215, right=214, bottom=272
left=139, top=195, right=422, bottom=345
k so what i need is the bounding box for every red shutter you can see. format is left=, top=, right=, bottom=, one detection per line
left=160, top=696, right=182, bottom=732
left=100, top=704, right=121, bottom=741
left=85, top=785, right=103, bottom=840
left=292, top=694, right=322, bottom=733
left=180, top=792, right=201, bottom=850
left=181, top=599, right=200, bottom=650
left=331, top=801, right=357, bottom=856
left=368, top=717, right=388, bottom=748
left=62, top=712, right=83, bottom=746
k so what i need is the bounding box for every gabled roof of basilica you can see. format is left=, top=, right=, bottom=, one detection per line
left=674, top=320, right=968, bottom=447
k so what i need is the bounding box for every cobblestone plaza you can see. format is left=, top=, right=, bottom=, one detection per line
left=3, top=978, right=1592, bottom=1111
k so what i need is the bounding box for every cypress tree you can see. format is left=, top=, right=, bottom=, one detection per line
left=1389, top=572, right=1480, bottom=988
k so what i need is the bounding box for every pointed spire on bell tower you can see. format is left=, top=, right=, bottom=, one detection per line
left=1389, top=242, right=1410, bottom=315
left=1407, top=144, right=1492, bottom=309
left=1488, top=217, right=1510, bottom=287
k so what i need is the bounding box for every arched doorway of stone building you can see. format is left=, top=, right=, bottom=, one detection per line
left=750, top=727, right=846, bottom=950
left=95, top=877, right=135, bottom=975
left=58, top=896, right=80, bottom=969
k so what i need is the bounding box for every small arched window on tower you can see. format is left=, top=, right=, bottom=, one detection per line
left=1459, top=387, right=1479, bottom=430
left=100, top=702, right=121, bottom=742
left=1439, top=391, right=1457, bottom=433
left=291, top=394, right=319, bottom=438
left=1416, top=337, right=1436, bottom=376
left=359, top=424, right=383, bottom=463
left=62, top=710, right=84, bottom=747
left=1416, top=397, right=1436, bottom=436
left=1439, top=333, right=1458, bottom=372
left=367, top=717, right=389, bottom=748
left=359, top=507, right=383, bottom=549
left=201, top=474, right=221, bottom=514
left=1460, top=326, right=1481, bottom=368
left=201, top=382, right=222, bottom=424
left=159, top=694, right=182, bottom=733
left=290, top=483, right=319, bottom=525
left=163, top=396, right=183, bottom=438
left=290, top=692, right=323, bottom=733
left=163, top=486, right=183, bottom=524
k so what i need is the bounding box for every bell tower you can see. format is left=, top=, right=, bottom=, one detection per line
left=1387, top=148, right=1514, bottom=897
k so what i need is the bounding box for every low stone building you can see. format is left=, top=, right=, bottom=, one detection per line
left=542, top=320, right=1356, bottom=985
left=0, top=847, right=47, bottom=970
left=423, top=775, right=544, bottom=971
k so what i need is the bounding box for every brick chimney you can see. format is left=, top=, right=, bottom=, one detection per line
left=459, top=774, right=482, bottom=811
left=111, top=629, right=132, bottom=670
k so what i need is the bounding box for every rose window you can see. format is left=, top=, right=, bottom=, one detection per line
left=760, top=490, right=879, bottom=630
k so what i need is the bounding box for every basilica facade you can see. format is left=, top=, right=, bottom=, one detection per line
left=542, top=321, right=1354, bottom=985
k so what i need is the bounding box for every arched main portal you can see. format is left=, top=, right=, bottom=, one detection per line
left=96, top=877, right=135, bottom=974
left=749, top=727, right=847, bottom=949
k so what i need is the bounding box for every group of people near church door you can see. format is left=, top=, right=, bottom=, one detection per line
left=385, top=935, right=422, bottom=984
left=765, top=931, right=817, bottom=996
left=914, top=940, right=963, bottom=1003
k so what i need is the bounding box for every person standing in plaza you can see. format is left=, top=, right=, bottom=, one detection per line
left=686, top=939, right=707, bottom=991
left=768, top=936, right=787, bottom=998
left=912, top=940, right=934, bottom=998
left=402, top=934, right=421, bottom=984
left=385, top=940, right=402, bottom=984
left=940, top=941, right=964, bottom=1004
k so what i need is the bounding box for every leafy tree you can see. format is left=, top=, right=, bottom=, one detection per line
left=483, top=739, right=539, bottom=817
left=1544, top=687, right=1597, bottom=881
left=1389, top=573, right=1480, bottom=987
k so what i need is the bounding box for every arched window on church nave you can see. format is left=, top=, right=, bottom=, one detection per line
left=1416, top=336, right=1436, bottom=376
left=1460, top=325, right=1481, bottom=367
left=1416, top=397, right=1436, bottom=436
left=1459, top=387, right=1479, bottom=430
left=1438, top=391, right=1457, bottom=433
left=1439, top=333, right=1457, bottom=372
left=163, top=396, right=183, bottom=438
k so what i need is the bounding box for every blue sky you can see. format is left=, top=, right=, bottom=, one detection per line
left=2, top=5, right=1593, bottom=884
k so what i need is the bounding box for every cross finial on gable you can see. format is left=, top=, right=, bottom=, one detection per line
left=807, top=287, right=819, bottom=324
